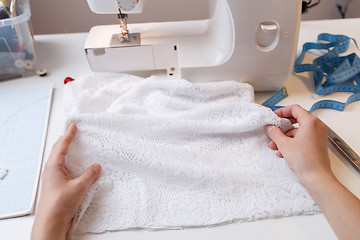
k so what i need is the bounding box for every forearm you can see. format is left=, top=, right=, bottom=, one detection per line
left=303, top=172, right=360, bottom=240
left=31, top=210, right=68, bottom=240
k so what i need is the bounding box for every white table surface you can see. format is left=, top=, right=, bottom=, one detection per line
left=0, top=18, right=360, bottom=240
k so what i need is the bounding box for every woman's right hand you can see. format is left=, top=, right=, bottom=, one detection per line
left=265, top=104, right=360, bottom=240
left=264, top=104, right=333, bottom=186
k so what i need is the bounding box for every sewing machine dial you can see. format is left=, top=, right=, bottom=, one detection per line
left=117, top=0, right=139, bottom=12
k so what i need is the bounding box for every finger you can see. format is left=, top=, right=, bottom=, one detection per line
left=264, top=125, right=289, bottom=148
left=73, top=164, right=102, bottom=194
left=288, top=117, right=298, bottom=124
left=50, top=124, right=77, bottom=166
left=267, top=128, right=298, bottom=149
left=284, top=128, right=298, bottom=138
left=268, top=141, right=278, bottom=150
left=66, top=218, right=73, bottom=234
left=274, top=105, right=310, bottom=125
left=276, top=151, right=283, bottom=158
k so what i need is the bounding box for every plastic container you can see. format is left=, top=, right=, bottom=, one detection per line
left=0, top=0, right=36, bottom=80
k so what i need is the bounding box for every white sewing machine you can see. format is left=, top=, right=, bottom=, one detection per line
left=85, top=0, right=301, bottom=91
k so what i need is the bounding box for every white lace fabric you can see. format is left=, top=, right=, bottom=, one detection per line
left=63, top=73, right=319, bottom=237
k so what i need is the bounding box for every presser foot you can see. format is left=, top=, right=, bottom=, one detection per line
left=110, top=32, right=141, bottom=47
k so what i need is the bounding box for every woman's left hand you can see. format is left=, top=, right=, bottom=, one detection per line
left=31, top=123, right=102, bottom=240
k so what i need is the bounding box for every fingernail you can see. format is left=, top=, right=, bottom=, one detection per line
left=264, top=125, right=273, bottom=134
left=92, top=164, right=102, bottom=175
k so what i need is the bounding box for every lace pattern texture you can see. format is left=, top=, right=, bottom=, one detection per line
left=63, top=73, right=319, bottom=237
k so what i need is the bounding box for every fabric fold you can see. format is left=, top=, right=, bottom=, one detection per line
left=63, top=73, right=319, bottom=238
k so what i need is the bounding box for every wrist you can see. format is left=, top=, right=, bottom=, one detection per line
left=300, top=169, right=338, bottom=196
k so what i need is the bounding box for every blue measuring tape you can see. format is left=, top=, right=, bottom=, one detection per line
left=263, top=33, right=360, bottom=113
left=262, top=87, right=288, bottom=111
